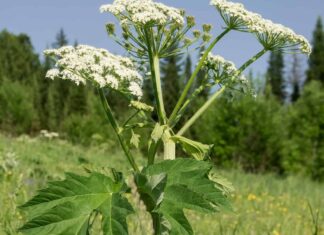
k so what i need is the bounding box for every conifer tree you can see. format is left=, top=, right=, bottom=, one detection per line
left=266, top=50, right=285, bottom=102
left=50, top=28, right=70, bottom=128
left=289, top=54, right=302, bottom=102
left=306, top=17, right=324, bottom=84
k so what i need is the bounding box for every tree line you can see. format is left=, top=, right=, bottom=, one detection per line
left=0, top=18, right=323, bottom=180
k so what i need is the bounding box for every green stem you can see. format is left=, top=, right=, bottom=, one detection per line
left=177, top=86, right=226, bottom=136
left=151, top=212, right=162, bottom=235
left=98, top=89, right=140, bottom=172
left=147, top=141, right=160, bottom=165
left=122, top=111, right=140, bottom=128
left=145, top=29, right=167, bottom=125
left=237, top=48, right=268, bottom=73
left=168, top=28, right=231, bottom=125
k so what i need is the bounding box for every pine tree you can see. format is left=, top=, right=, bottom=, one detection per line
left=306, top=17, right=324, bottom=84
left=266, top=50, right=285, bottom=102
left=289, top=54, right=302, bottom=102
left=161, top=54, right=182, bottom=116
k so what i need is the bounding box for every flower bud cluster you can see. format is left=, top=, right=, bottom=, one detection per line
left=100, top=0, right=184, bottom=26
left=44, top=45, right=143, bottom=99
left=210, top=0, right=311, bottom=54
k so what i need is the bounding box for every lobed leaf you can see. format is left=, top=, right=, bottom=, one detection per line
left=136, top=158, right=232, bottom=234
left=19, top=172, right=134, bottom=235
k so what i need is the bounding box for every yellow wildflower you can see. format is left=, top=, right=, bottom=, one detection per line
left=247, top=193, right=257, bottom=201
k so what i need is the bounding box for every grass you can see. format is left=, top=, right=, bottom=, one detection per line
left=0, top=134, right=323, bottom=235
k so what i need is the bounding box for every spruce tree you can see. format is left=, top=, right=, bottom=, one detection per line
left=37, top=52, right=54, bottom=129
left=50, top=28, right=70, bottom=128
left=289, top=54, right=302, bottom=102
left=306, top=17, right=324, bottom=84
left=266, top=50, right=285, bottom=102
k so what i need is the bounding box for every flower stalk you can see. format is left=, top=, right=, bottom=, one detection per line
left=168, top=28, right=231, bottom=126
left=98, top=88, right=140, bottom=172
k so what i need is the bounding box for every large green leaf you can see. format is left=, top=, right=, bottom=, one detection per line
left=136, top=159, right=232, bottom=235
left=19, top=172, right=134, bottom=235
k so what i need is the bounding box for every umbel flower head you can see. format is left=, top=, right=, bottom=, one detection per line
left=203, top=53, right=253, bottom=95
left=100, top=0, right=203, bottom=58
left=100, top=0, right=184, bottom=26
left=210, top=0, right=311, bottom=55
left=203, top=53, right=246, bottom=85
left=44, top=45, right=143, bottom=99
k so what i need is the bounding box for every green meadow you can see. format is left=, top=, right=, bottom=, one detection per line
left=1, top=134, right=322, bottom=235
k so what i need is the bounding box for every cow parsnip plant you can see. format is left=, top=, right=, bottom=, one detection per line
left=19, top=0, right=311, bottom=234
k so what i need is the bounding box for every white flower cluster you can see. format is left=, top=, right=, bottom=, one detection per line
left=210, top=0, right=311, bottom=55
left=100, top=0, right=184, bottom=26
left=204, top=53, right=246, bottom=82
left=44, top=45, right=143, bottom=99
left=40, top=130, right=59, bottom=139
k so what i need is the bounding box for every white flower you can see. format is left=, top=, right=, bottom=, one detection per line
left=45, top=68, right=60, bottom=80
left=204, top=53, right=238, bottom=77
left=44, top=45, right=143, bottom=99
left=100, top=0, right=184, bottom=26
left=210, top=0, right=311, bottom=55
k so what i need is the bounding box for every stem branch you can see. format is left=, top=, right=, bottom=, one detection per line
left=177, top=86, right=226, bottom=136
left=168, top=28, right=231, bottom=125
left=98, top=88, right=140, bottom=172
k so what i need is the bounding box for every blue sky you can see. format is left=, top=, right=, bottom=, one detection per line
left=1, top=0, right=323, bottom=74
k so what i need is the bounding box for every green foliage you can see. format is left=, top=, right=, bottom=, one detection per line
left=20, top=172, right=133, bottom=235
left=0, top=79, right=37, bottom=133
left=283, top=81, right=324, bottom=180
left=0, top=30, right=41, bottom=83
left=194, top=94, right=286, bottom=173
left=266, top=50, right=285, bottom=102
left=135, top=159, right=231, bottom=234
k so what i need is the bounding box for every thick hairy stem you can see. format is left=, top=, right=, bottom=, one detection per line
left=177, top=86, right=226, bottom=136
left=163, top=130, right=176, bottom=160
left=168, top=28, right=231, bottom=125
left=98, top=89, right=140, bottom=172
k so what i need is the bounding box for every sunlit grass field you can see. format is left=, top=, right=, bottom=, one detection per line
left=0, top=134, right=323, bottom=235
